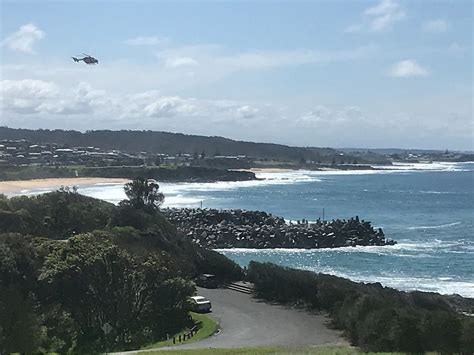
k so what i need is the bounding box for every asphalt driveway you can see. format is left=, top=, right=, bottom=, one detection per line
left=165, top=287, right=346, bottom=349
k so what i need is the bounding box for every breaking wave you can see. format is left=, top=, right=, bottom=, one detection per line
left=301, top=267, right=474, bottom=298
left=407, top=222, right=462, bottom=230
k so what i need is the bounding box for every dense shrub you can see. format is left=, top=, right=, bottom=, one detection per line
left=0, top=286, right=42, bottom=354
left=0, top=190, right=113, bottom=239
left=248, top=261, right=472, bottom=352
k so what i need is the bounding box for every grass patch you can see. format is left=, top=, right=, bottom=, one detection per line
left=142, top=312, right=218, bottom=349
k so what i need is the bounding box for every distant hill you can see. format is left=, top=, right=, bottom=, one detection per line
left=0, top=127, right=389, bottom=164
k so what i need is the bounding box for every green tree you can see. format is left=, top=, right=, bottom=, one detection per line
left=460, top=318, right=474, bottom=353
left=38, top=233, right=193, bottom=351
left=123, top=177, right=164, bottom=212
left=0, top=286, right=42, bottom=354
left=0, top=234, right=43, bottom=353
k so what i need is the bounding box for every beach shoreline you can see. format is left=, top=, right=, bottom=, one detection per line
left=0, top=177, right=130, bottom=196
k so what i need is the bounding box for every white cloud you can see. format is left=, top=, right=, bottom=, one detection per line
left=422, top=19, right=449, bottom=33
left=364, top=0, right=405, bottom=31
left=0, top=79, right=264, bottom=128
left=164, top=56, right=199, bottom=68
left=298, top=105, right=333, bottom=125
left=388, top=60, right=429, bottom=78
left=347, top=0, right=405, bottom=33
left=0, top=79, right=58, bottom=98
left=124, top=36, right=166, bottom=46
left=236, top=105, right=259, bottom=119
left=2, top=23, right=44, bottom=53
left=0, top=80, right=111, bottom=115
left=0, top=79, right=58, bottom=114
left=37, top=82, right=101, bottom=115
left=143, top=96, right=199, bottom=118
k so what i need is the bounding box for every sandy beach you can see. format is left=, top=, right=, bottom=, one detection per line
left=0, top=177, right=130, bottom=196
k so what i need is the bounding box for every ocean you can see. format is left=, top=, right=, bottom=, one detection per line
left=21, top=162, right=474, bottom=298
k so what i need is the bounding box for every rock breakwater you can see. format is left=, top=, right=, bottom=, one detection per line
left=162, top=208, right=397, bottom=249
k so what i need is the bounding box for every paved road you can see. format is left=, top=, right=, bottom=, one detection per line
left=166, top=287, right=346, bottom=349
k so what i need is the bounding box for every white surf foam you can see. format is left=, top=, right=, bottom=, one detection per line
left=384, top=162, right=467, bottom=172
left=407, top=222, right=462, bottom=230
left=419, top=190, right=456, bottom=195
left=76, top=184, right=207, bottom=207
left=301, top=267, right=474, bottom=298
left=309, top=162, right=468, bottom=175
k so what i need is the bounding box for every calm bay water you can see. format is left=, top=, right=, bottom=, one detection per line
left=24, top=162, right=474, bottom=297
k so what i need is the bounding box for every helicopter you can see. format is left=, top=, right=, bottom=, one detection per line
left=72, top=54, right=98, bottom=65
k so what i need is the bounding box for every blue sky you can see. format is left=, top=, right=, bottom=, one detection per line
left=1, top=0, right=472, bottom=150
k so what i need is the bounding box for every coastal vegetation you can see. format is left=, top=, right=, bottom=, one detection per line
left=248, top=262, right=474, bottom=353
left=0, top=185, right=241, bottom=353
left=123, top=177, right=165, bottom=211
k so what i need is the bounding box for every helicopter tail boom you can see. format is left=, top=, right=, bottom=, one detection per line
left=72, top=57, right=80, bottom=62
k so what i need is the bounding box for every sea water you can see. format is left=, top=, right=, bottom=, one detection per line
left=22, top=162, right=474, bottom=297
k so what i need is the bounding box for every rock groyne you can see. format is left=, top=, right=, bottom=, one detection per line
left=162, top=208, right=397, bottom=249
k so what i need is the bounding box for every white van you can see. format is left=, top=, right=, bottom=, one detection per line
left=189, top=295, right=212, bottom=313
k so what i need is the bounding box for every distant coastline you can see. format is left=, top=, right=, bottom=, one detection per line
left=0, top=165, right=257, bottom=185
left=0, top=177, right=129, bottom=196
left=0, top=166, right=358, bottom=196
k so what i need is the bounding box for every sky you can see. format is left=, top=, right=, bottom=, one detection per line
left=0, top=0, right=472, bottom=150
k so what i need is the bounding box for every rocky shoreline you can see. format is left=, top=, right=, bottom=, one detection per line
left=162, top=208, right=397, bottom=249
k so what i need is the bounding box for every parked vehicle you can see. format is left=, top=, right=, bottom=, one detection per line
left=189, top=295, right=212, bottom=313
left=195, top=273, right=218, bottom=288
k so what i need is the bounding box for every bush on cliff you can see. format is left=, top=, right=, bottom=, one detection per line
left=0, top=189, right=113, bottom=239
left=0, top=233, right=195, bottom=353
